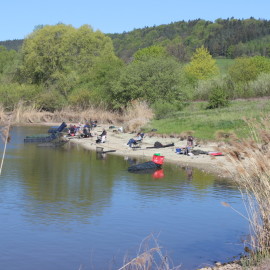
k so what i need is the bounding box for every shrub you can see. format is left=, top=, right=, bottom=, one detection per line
left=152, top=101, right=182, bottom=120
left=68, top=88, right=93, bottom=109
left=207, top=86, right=230, bottom=109
left=194, top=76, right=234, bottom=101
left=0, top=83, right=40, bottom=110
left=36, top=91, right=67, bottom=111
left=248, top=73, right=270, bottom=97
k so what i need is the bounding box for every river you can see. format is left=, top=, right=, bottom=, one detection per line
left=0, top=126, right=249, bottom=270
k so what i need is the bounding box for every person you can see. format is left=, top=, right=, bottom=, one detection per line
left=96, top=129, right=107, bottom=143
left=187, top=135, right=194, bottom=147
left=68, top=124, right=76, bottom=136
left=127, top=133, right=142, bottom=148
left=100, top=129, right=107, bottom=143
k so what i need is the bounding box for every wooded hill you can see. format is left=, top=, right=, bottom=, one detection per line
left=1, top=18, right=270, bottom=61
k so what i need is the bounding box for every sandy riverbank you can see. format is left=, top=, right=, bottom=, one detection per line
left=64, top=124, right=234, bottom=178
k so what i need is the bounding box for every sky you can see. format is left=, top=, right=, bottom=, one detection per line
left=1, top=0, right=270, bottom=41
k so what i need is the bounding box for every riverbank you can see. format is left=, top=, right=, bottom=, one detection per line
left=66, top=124, right=234, bottom=178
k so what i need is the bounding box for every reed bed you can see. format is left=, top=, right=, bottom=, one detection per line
left=222, top=115, right=270, bottom=265
left=0, top=101, right=154, bottom=131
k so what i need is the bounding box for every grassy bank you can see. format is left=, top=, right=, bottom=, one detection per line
left=145, top=98, right=270, bottom=140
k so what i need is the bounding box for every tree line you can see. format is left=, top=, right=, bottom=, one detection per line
left=2, top=18, right=270, bottom=62
left=0, top=23, right=270, bottom=117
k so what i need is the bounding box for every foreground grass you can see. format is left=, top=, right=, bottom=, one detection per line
left=145, top=98, right=270, bottom=140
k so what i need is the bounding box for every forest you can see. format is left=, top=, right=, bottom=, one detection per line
left=0, top=18, right=270, bottom=115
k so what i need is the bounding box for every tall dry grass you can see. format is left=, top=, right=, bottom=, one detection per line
left=0, top=101, right=154, bottom=130
left=118, top=234, right=181, bottom=270
left=0, top=112, right=12, bottom=176
left=221, top=116, right=270, bottom=261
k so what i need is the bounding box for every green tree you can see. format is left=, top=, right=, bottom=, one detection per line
left=184, top=46, right=219, bottom=81
left=110, top=57, right=185, bottom=109
left=0, top=46, right=17, bottom=74
left=228, top=56, right=270, bottom=84
left=18, top=24, right=117, bottom=85
left=133, top=45, right=167, bottom=62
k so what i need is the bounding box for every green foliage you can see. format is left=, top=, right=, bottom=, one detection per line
left=248, top=73, right=270, bottom=97
left=207, top=86, right=230, bottom=109
left=215, top=58, right=234, bottom=74
left=184, top=46, right=219, bottom=81
left=110, top=57, right=184, bottom=109
left=133, top=46, right=167, bottom=62
left=36, top=91, right=67, bottom=111
left=68, top=88, right=93, bottom=109
left=109, top=18, right=270, bottom=61
left=152, top=100, right=183, bottom=120
left=228, top=56, right=270, bottom=84
left=0, top=46, right=17, bottom=74
left=194, top=76, right=234, bottom=100
left=18, top=24, right=117, bottom=84
left=0, top=83, right=40, bottom=110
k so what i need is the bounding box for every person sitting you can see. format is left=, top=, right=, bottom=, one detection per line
left=68, top=124, right=76, bottom=136
left=127, top=133, right=143, bottom=148
left=96, top=129, right=107, bottom=143
left=90, top=120, right=97, bottom=129
left=81, top=126, right=92, bottom=138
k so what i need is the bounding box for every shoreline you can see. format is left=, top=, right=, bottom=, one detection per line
left=65, top=124, right=234, bottom=178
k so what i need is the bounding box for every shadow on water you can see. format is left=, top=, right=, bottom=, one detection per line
left=0, top=126, right=249, bottom=270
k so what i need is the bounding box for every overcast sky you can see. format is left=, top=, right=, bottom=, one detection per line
left=1, top=0, right=270, bottom=41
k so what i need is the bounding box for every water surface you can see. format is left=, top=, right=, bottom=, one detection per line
left=0, top=126, right=248, bottom=270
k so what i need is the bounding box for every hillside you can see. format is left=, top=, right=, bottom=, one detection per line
left=1, top=18, right=270, bottom=62
left=107, top=18, right=270, bottom=61
left=0, top=39, right=23, bottom=51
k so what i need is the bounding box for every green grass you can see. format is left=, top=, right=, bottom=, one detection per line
left=145, top=98, right=270, bottom=140
left=215, top=58, right=235, bottom=74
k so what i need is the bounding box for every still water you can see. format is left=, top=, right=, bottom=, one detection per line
left=0, top=126, right=248, bottom=270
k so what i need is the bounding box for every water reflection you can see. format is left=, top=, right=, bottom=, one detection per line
left=152, top=169, right=164, bottom=179
left=185, top=166, right=193, bottom=181
left=96, top=151, right=107, bottom=160
left=0, top=127, right=248, bottom=270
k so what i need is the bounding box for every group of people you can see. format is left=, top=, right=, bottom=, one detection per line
left=67, top=120, right=107, bottom=143
left=68, top=122, right=93, bottom=138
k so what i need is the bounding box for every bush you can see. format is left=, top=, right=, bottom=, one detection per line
left=0, top=83, right=40, bottom=110
left=152, top=100, right=182, bottom=119
left=207, top=86, right=230, bottom=109
left=36, top=91, right=67, bottom=111
left=248, top=73, right=270, bottom=97
left=195, top=77, right=233, bottom=101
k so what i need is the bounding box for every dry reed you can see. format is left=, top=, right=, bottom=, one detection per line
left=0, top=113, right=12, bottom=176
left=221, top=115, right=270, bottom=262
left=118, top=234, right=181, bottom=270
left=0, top=101, right=154, bottom=130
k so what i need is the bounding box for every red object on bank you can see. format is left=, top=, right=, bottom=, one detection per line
left=209, top=152, right=223, bottom=156
left=152, top=155, right=165, bottom=165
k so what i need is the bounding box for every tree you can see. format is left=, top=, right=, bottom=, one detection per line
left=184, top=46, right=219, bottom=80
left=228, top=56, right=270, bottom=84
left=133, top=45, right=167, bottom=62
left=110, top=57, right=185, bottom=109
left=18, top=24, right=117, bottom=85
left=0, top=46, right=17, bottom=74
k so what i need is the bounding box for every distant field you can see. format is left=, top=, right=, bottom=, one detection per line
left=145, top=98, right=270, bottom=140
left=215, top=58, right=235, bottom=74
